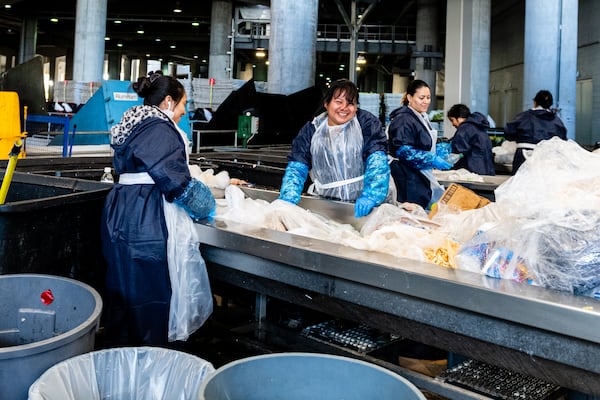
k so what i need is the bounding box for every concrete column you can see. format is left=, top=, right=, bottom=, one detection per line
left=107, top=53, right=120, bottom=80
left=209, top=0, right=233, bottom=82
left=268, top=0, right=318, bottom=95
left=415, top=0, right=438, bottom=109
left=524, top=0, right=577, bottom=138
left=444, top=0, right=491, bottom=136
left=121, top=55, right=132, bottom=81
left=557, top=0, right=578, bottom=139
left=72, top=0, right=107, bottom=82
left=138, top=56, right=148, bottom=79
left=18, top=15, right=37, bottom=64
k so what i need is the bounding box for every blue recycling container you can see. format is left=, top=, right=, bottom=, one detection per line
left=199, top=352, right=427, bottom=400
left=0, top=274, right=102, bottom=400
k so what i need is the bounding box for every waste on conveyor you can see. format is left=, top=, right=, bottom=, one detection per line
left=204, top=137, right=600, bottom=299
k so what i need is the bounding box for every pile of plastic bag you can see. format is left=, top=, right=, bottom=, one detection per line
left=443, top=137, right=600, bottom=295
left=213, top=137, right=600, bottom=297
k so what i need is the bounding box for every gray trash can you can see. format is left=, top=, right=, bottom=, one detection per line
left=199, top=352, right=427, bottom=400
left=28, top=346, right=215, bottom=400
left=0, top=274, right=102, bottom=400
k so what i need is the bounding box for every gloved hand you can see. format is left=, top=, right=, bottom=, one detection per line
left=432, top=156, right=452, bottom=170
left=354, top=196, right=376, bottom=218
left=174, top=178, right=216, bottom=220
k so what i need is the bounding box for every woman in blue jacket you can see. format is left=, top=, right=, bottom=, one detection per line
left=279, top=79, right=390, bottom=218
left=387, top=79, right=451, bottom=210
left=101, top=72, right=215, bottom=346
left=447, top=103, right=495, bottom=176
left=504, top=90, right=567, bottom=174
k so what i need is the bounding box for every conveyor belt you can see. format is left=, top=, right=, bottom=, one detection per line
left=196, top=189, right=600, bottom=397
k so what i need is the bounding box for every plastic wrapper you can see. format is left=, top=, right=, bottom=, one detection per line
left=456, top=138, right=600, bottom=294
left=28, top=347, right=214, bottom=400
left=492, top=140, right=516, bottom=164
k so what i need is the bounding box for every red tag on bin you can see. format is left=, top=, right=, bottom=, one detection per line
left=41, top=289, right=54, bottom=305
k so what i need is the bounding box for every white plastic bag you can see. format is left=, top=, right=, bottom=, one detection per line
left=28, top=347, right=215, bottom=400
left=163, top=198, right=213, bottom=342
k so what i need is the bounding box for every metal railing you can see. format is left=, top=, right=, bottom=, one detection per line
left=236, top=22, right=415, bottom=44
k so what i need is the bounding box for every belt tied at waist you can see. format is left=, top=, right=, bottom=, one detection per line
left=118, top=172, right=155, bottom=185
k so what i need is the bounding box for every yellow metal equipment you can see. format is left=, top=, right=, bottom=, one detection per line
left=0, top=91, right=26, bottom=160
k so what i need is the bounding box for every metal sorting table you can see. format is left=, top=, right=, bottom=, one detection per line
left=196, top=192, right=600, bottom=399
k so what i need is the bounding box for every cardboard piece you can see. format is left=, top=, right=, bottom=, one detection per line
left=429, top=183, right=491, bottom=218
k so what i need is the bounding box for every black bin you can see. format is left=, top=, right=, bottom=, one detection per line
left=0, top=171, right=111, bottom=291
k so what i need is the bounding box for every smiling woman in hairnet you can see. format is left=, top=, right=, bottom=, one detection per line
left=278, top=79, right=390, bottom=218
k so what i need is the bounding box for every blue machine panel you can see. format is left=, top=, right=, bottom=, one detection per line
left=69, top=80, right=192, bottom=143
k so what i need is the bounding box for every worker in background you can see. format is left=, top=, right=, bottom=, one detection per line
left=446, top=104, right=495, bottom=176
left=100, top=71, right=216, bottom=346
left=504, top=89, right=567, bottom=174
left=278, top=78, right=390, bottom=218
left=387, top=79, right=451, bottom=210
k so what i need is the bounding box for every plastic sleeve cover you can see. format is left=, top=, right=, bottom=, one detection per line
left=361, top=150, right=390, bottom=205
left=279, top=161, right=309, bottom=204
left=435, top=142, right=452, bottom=158
left=396, top=145, right=436, bottom=169
left=173, top=178, right=216, bottom=220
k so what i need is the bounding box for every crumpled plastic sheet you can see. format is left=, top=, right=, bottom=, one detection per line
left=457, top=138, right=600, bottom=294
left=216, top=187, right=456, bottom=268
left=433, top=168, right=485, bottom=183
left=28, top=347, right=215, bottom=400
left=492, top=140, right=516, bottom=164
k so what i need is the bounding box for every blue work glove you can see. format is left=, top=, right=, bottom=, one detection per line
left=174, top=178, right=216, bottom=220
left=432, top=156, right=452, bottom=170
left=354, top=196, right=377, bottom=218
left=279, top=161, right=309, bottom=204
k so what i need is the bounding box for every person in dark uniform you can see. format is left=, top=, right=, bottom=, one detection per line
left=387, top=79, right=451, bottom=210
left=278, top=78, right=390, bottom=218
left=504, top=90, right=567, bottom=174
left=101, top=72, right=216, bottom=346
left=446, top=103, right=495, bottom=176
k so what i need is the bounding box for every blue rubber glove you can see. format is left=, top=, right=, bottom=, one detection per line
left=173, top=179, right=216, bottom=220
left=432, top=156, right=452, bottom=170
left=354, top=196, right=376, bottom=218
left=279, top=161, right=309, bottom=204
left=362, top=151, right=390, bottom=206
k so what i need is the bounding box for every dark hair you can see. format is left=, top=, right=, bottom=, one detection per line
left=402, top=79, right=430, bottom=105
left=533, top=90, right=553, bottom=109
left=447, top=104, right=470, bottom=119
left=324, top=79, right=359, bottom=106
left=132, top=71, right=185, bottom=106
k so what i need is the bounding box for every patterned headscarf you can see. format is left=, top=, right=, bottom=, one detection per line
left=110, top=105, right=170, bottom=146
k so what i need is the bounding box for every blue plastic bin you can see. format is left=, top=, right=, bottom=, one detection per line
left=0, top=274, right=102, bottom=400
left=199, top=352, right=426, bottom=400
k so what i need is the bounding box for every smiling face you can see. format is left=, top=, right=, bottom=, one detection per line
left=407, top=86, right=431, bottom=114
left=324, top=89, right=358, bottom=126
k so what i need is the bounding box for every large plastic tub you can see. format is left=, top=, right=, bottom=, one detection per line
left=0, top=274, right=102, bottom=400
left=28, top=346, right=214, bottom=400
left=0, top=171, right=111, bottom=290
left=199, top=352, right=427, bottom=400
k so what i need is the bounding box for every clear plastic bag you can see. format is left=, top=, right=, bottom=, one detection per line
left=163, top=198, right=213, bottom=342
left=28, top=347, right=215, bottom=400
